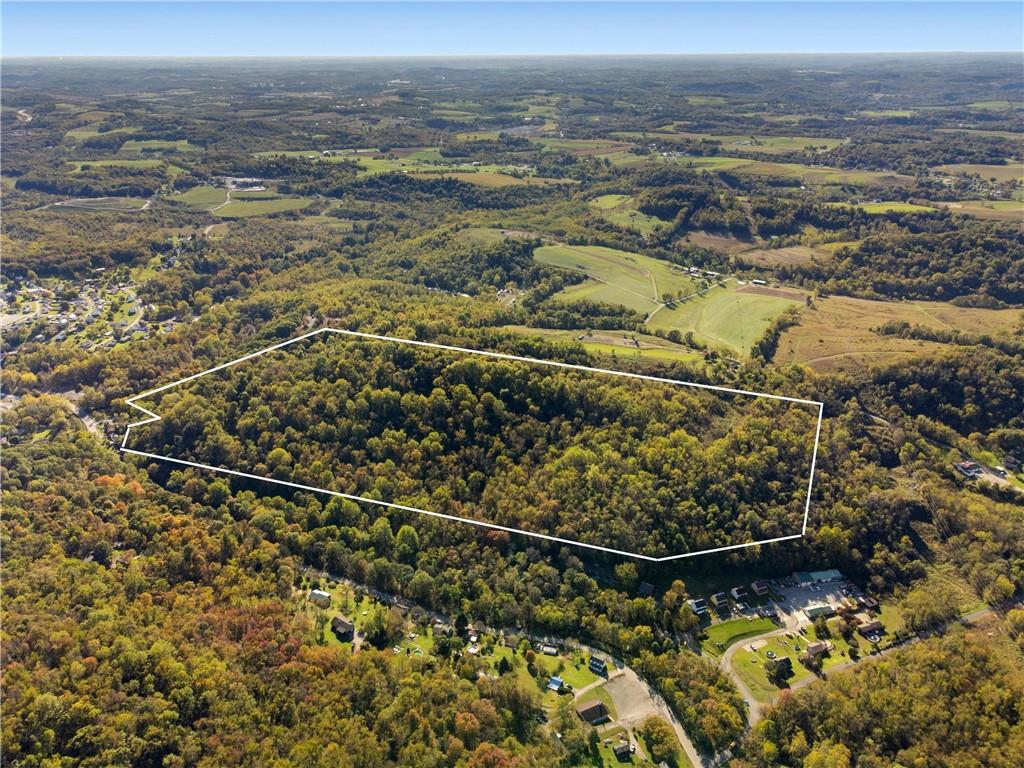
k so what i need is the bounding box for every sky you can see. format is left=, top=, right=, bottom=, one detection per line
left=3, top=2, right=1023, bottom=57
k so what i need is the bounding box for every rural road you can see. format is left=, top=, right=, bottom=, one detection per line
left=16, top=109, right=33, bottom=122
left=718, top=605, right=998, bottom=728
left=307, top=566, right=708, bottom=766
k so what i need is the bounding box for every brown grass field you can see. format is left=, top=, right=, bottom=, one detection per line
left=933, top=162, right=1024, bottom=183
left=774, top=295, right=1022, bottom=373
left=937, top=199, right=1024, bottom=222
left=735, top=245, right=822, bottom=267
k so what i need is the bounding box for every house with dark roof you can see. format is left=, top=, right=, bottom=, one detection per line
left=613, top=742, right=632, bottom=761
left=588, top=656, right=608, bottom=676
left=331, top=615, right=355, bottom=641
left=576, top=700, right=610, bottom=725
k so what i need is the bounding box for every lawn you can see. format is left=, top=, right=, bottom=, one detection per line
left=701, top=616, right=777, bottom=656
left=587, top=194, right=670, bottom=235
left=213, top=197, right=312, bottom=218
left=534, top=244, right=698, bottom=316
left=647, top=282, right=803, bottom=356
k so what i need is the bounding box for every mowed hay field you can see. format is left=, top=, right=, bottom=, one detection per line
left=774, top=296, right=1023, bottom=373
left=534, top=244, right=698, bottom=315
left=647, top=283, right=804, bottom=355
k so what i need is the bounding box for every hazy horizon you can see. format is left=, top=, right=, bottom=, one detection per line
left=4, top=2, right=1023, bottom=57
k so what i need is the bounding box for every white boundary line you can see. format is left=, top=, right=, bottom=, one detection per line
left=120, top=327, right=824, bottom=561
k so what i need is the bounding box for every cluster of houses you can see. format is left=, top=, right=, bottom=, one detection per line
left=687, top=578, right=772, bottom=617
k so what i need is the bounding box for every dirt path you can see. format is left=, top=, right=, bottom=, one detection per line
left=16, top=109, right=32, bottom=122
left=209, top=189, right=232, bottom=212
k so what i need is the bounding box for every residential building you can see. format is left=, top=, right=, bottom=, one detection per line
left=576, top=700, right=610, bottom=725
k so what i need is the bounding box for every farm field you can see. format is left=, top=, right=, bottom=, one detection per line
left=172, top=185, right=228, bottom=209
left=664, top=155, right=914, bottom=185
left=829, top=201, right=938, bottom=214
left=647, top=282, right=804, bottom=355
left=118, top=138, right=200, bottom=154
left=938, top=199, right=1024, bottom=221
left=498, top=325, right=706, bottom=365
left=734, top=246, right=822, bottom=267
left=534, top=244, right=699, bottom=315
left=64, top=124, right=138, bottom=141
left=50, top=196, right=149, bottom=211
left=212, top=197, right=312, bottom=218
left=587, top=193, right=670, bottom=234
left=773, top=295, right=1022, bottom=372
left=662, top=131, right=845, bottom=154
left=933, top=161, right=1024, bottom=183
left=66, top=159, right=185, bottom=176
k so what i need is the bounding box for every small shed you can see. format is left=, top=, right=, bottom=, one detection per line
left=309, top=589, right=331, bottom=608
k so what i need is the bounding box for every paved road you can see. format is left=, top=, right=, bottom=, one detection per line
left=308, top=566, right=707, bottom=766
left=718, top=605, right=998, bottom=727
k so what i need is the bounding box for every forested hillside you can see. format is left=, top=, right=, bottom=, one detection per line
left=2, top=55, right=1022, bottom=768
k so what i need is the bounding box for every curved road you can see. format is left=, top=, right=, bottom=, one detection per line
left=307, top=566, right=706, bottom=766
left=718, top=606, right=996, bottom=729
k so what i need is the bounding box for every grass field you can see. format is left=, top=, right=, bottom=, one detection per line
left=939, top=199, right=1024, bottom=221
left=647, top=282, right=804, bottom=355
left=854, top=201, right=938, bottom=214
left=64, top=124, right=138, bottom=141
left=774, top=295, right=1022, bottom=373
left=701, top=617, right=777, bottom=656
left=933, top=162, right=1024, bottom=183
left=213, top=197, right=312, bottom=218
left=534, top=244, right=698, bottom=315
left=51, top=196, right=149, bottom=211
left=499, top=325, right=705, bottom=365
left=173, top=185, right=228, bottom=209
left=664, top=155, right=913, bottom=185
left=665, top=132, right=844, bottom=154
left=66, top=159, right=185, bottom=176
left=587, top=194, right=670, bottom=234
left=119, top=138, right=200, bottom=154
left=735, top=246, right=821, bottom=267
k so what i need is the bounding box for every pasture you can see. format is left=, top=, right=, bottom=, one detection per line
left=646, top=283, right=804, bottom=355
left=939, top=199, right=1024, bottom=221
left=828, top=201, right=938, bottom=214
left=735, top=246, right=821, bottom=267
left=668, top=132, right=845, bottom=154
left=534, top=244, right=699, bottom=315
left=172, top=185, right=228, bottom=210
left=212, top=197, right=312, bottom=218
left=50, top=196, right=149, bottom=212
left=499, top=325, right=705, bottom=365
left=587, top=194, right=670, bottom=234
left=773, top=295, right=1022, bottom=373
left=119, top=138, right=199, bottom=154
left=933, top=162, right=1024, bottom=183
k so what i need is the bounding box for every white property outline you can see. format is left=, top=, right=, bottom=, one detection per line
left=120, top=327, right=825, bottom=562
